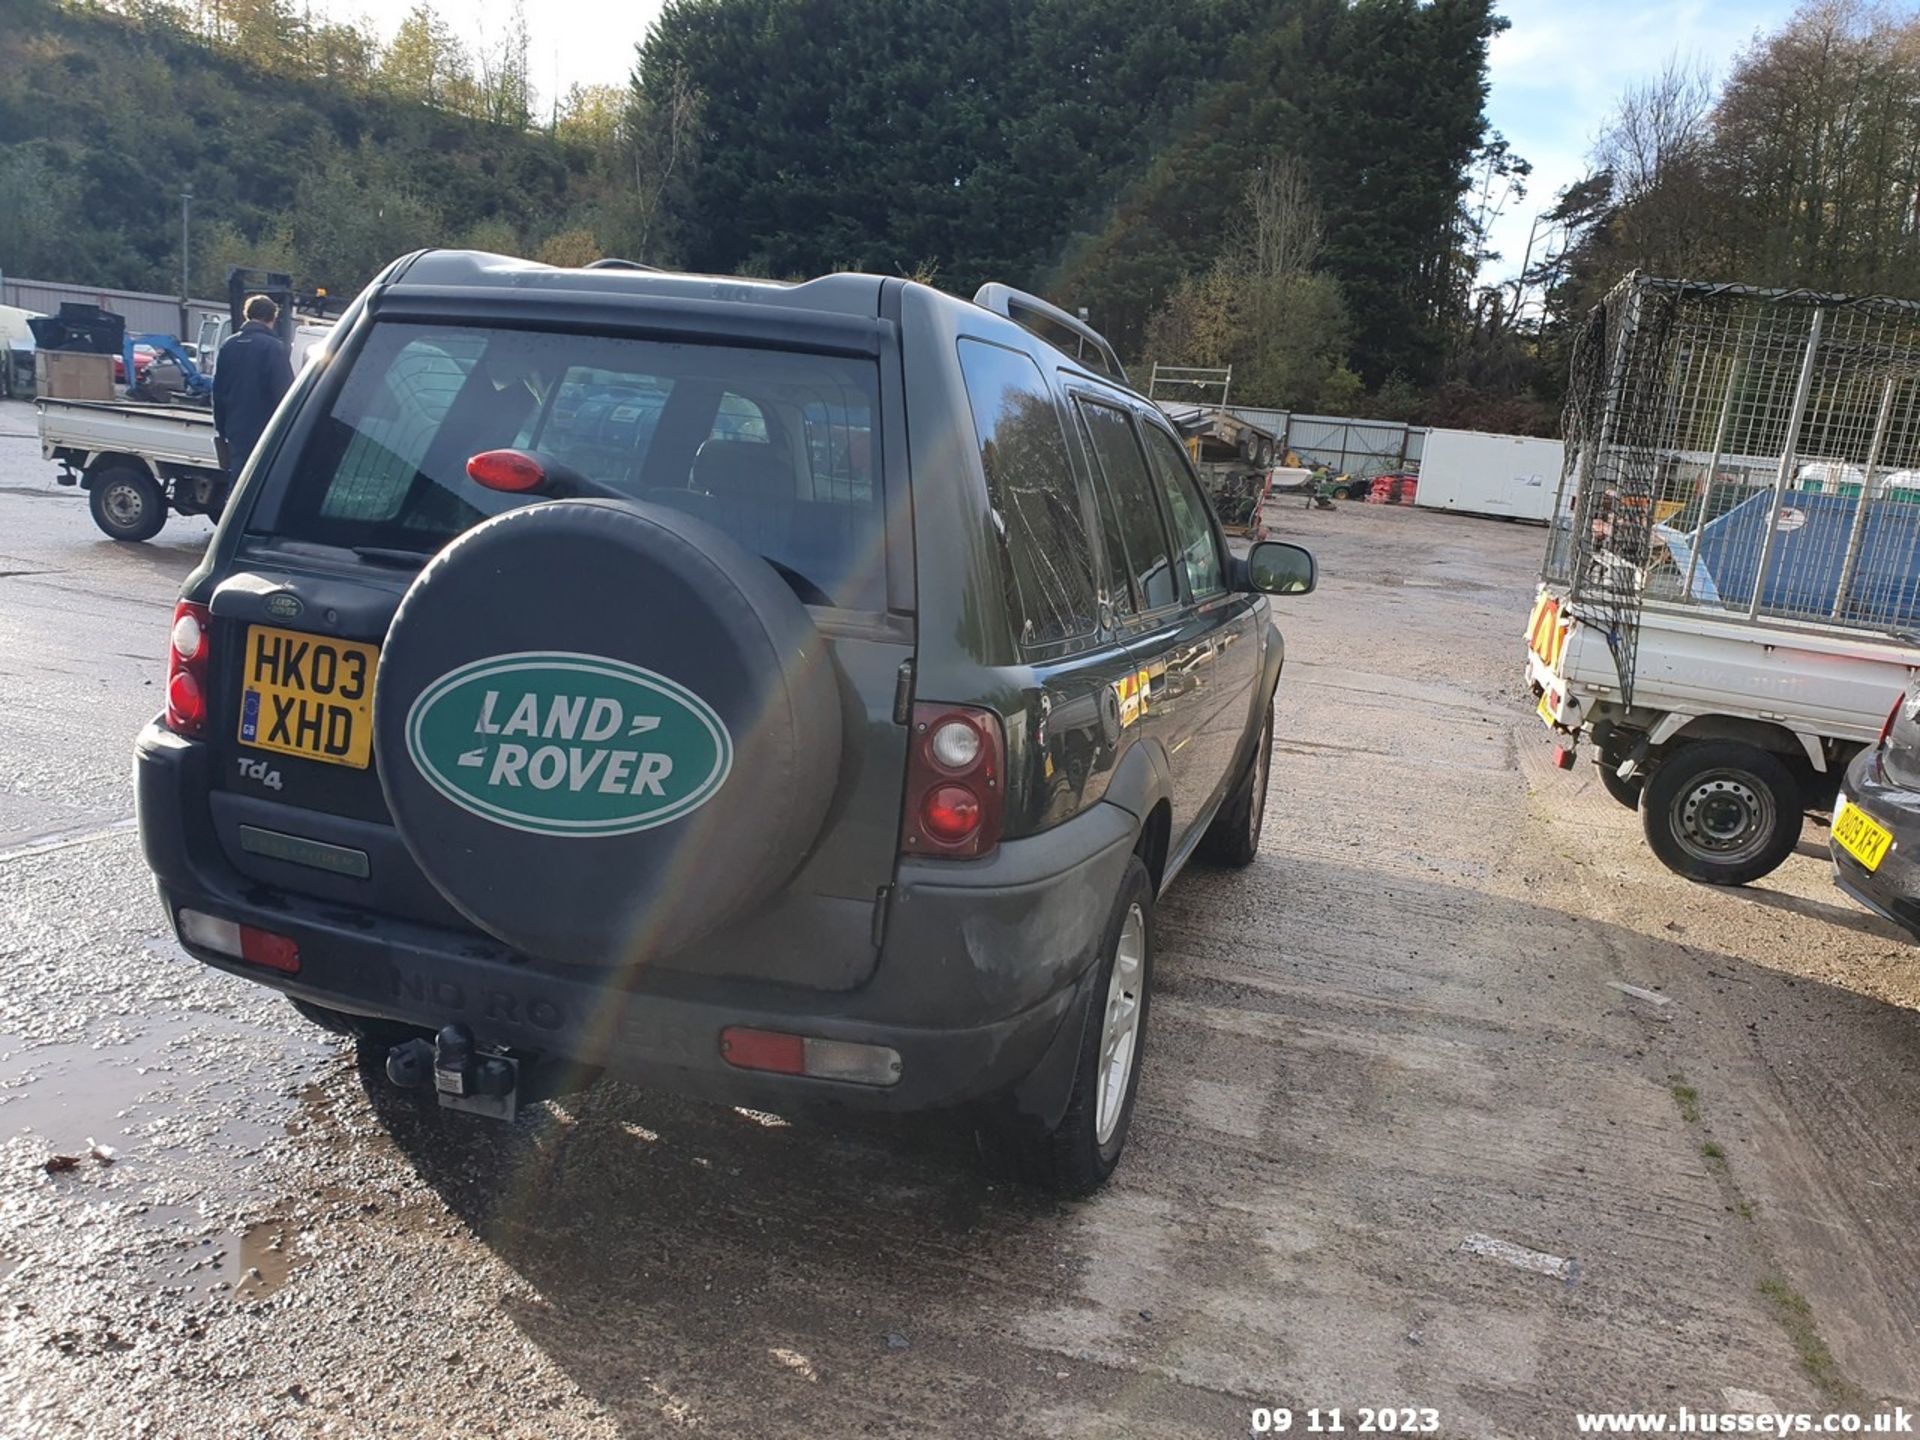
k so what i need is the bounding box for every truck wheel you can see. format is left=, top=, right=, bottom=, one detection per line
left=1598, top=763, right=1643, bottom=810
left=88, top=463, right=166, bottom=542
left=1642, top=741, right=1802, bottom=885
left=1199, top=703, right=1272, bottom=867
left=979, top=855, right=1155, bottom=1197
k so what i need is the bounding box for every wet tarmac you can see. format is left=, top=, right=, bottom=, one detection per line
left=2, top=398, right=1917, bottom=1437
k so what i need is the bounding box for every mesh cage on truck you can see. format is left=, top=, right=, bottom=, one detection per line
left=1547, top=274, right=1920, bottom=708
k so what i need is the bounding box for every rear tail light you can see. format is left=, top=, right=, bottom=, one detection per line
left=165, top=601, right=212, bottom=737
left=719, top=1026, right=901, bottom=1086
left=902, top=703, right=1004, bottom=858
left=177, top=910, right=301, bottom=974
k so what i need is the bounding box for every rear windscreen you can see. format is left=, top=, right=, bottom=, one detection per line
left=256, top=323, right=884, bottom=609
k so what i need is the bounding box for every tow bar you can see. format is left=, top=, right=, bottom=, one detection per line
left=386, top=1024, right=521, bottom=1121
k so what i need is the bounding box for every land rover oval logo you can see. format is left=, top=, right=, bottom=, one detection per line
left=265, top=592, right=302, bottom=619
left=404, top=652, right=733, bottom=837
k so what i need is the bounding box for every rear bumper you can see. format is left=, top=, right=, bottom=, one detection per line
left=1831, top=748, right=1920, bottom=943
left=136, top=722, right=1134, bottom=1114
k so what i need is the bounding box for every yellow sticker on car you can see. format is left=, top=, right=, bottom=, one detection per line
left=1112, top=668, right=1152, bottom=728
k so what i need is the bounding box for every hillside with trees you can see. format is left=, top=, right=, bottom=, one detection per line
left=11, top=0, right=1918, bottom=433
left=0, top=0, right=1507, bottom=417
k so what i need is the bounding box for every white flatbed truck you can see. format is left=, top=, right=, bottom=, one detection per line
left=36, top=319, right=331, bottom=542
left=1527, top=274, right=1920, bottom=884
left=1527, top=592, right=1914, bottom=881
left=38, top=396, right=225, bottom=541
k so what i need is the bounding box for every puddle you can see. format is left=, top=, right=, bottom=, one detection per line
left=234, top=1218, right=300, bottom=1299
left=0, top=1038, right=163, bottom=1151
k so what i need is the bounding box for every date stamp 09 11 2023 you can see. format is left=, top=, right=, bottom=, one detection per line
left=1251, top=1407, right=1442, bottom=1434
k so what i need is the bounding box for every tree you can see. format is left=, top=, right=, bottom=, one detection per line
left=1238, top=153, right=1324, bottom=282
left=537, top=228, right=599, bottom=267
left=1303, top=0, right=1508, bottom=386
left=475, top=0, right=533, bottom=129
left=381, top=4, right=467, bottom=107
left=290, top=139, right=445, bottom=290
left=597, top=61, right=702, bottom=265
left=0, top=146, right=73, bottom=279
left=555, top=83, right=625, bottom=147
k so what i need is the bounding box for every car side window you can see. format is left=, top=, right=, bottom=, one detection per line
left=957, top=338, right=1100, bottom=647
left=1141, top=423, right=1228, bottom=600
left=1076, top=399, right=1178, bottom=611
left=1078, top=408, right=1137, bottom=619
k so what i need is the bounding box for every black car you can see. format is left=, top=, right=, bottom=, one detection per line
left=1832, top=690, right=1920, bottom=939
left=135, top=250, right=1314, bottom=1195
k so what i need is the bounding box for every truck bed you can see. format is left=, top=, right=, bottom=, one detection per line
left=1542, top=596, right=1917, bottom=744
left=38, top=396, right=218, bottom=470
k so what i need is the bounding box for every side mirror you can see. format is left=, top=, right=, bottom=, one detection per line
left=1243, top=540, right=1316, bottom=595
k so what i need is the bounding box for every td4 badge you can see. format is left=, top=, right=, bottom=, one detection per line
left=236, top=757, right=284, bottom=791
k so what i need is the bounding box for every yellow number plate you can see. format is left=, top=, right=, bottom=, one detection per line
left=237, top=625, right=379, bottom=768
left=1833, top=798, right=1895, bottom=872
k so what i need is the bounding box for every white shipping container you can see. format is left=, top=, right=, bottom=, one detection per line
left=1414, top=427, right=1563, bottom=522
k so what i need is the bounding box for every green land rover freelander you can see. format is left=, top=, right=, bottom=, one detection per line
left=135, top=251, right=1315, bottom=1195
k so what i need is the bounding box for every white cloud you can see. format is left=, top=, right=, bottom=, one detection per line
left=1481, top=0, right=1794, bottom=284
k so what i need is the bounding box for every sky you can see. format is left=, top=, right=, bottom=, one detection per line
left=355, top=0, right=1802, bottom=288
left=1482, top=0, right=1798, bottom=283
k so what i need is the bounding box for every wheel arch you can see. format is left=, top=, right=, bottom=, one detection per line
left=1099, top=737, right=1175, bottom=892
left=1657, top=713, right=1824, bottom=774
left=83, top=451, right=160, bottom=489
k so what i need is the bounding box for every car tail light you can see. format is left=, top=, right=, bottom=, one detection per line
left=1880, top=692, right=1906, bottom=746
left=719, top=1026, right=901, bottom=1086
left=165, top=601, right=212, bottom=738
left=901, top=703, right=1003, bottom=858
left=177, top=910, right=301, bottom=974
left=467, top=449, right=547, bottom=493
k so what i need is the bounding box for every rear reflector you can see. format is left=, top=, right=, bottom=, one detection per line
left=177, top=910, right=301, bottom=974
left=719, top=1026, right=902, bottom=1087
left=1551, top=745, right=1577, bottom=770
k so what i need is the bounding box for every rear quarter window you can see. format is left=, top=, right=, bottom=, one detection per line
left=956, top=338, right=1099, bottom=648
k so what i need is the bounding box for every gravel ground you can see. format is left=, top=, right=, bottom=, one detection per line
left=1, top=396, right=1916, bottom=1437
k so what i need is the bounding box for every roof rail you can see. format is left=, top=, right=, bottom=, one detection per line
left=585, top=257, right=664, bottom=272
left=973, top=283, right=1128, bottom=385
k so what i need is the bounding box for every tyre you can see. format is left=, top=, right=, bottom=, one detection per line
left=980, top=855, right=1155, bottom=1197
left=372, top=497, right=841, bottom=967
left=1598, top=762, right=1643, bottom=810
left=1199, top=702, right=1273, bottom=867
left=1641, top=740, right=1802, bottom=885
left=87, top=463, right=166, bottom=542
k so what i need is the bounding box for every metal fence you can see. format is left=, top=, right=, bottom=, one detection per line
left=1, top=275, right=226, bottom=340
left=1550, top=273, right=1920, bottom=705
left=1215, top=406, right=1424, bottom=478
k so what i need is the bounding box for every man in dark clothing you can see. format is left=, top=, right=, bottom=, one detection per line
left=212, top=294, right=294, bottom=490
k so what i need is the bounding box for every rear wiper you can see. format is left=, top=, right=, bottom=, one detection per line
left=352, top=545, right=433, bottom=569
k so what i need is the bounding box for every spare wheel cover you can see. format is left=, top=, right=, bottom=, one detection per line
left=373, top=498, right=842, bottom=965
